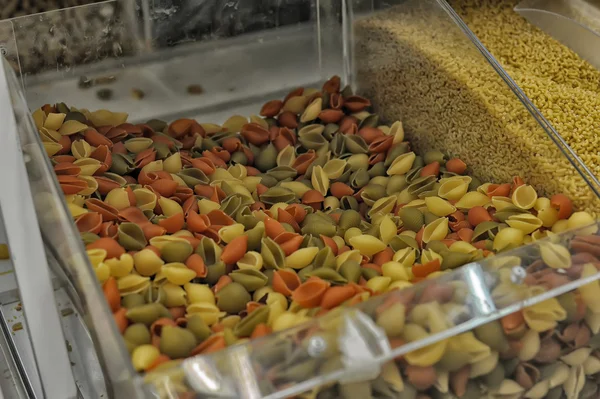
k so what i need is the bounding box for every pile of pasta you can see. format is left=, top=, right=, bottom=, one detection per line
left=34, top=76, right=600, bottom=398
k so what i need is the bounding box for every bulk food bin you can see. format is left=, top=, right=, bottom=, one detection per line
left=2, top=0, right=600, bottom=398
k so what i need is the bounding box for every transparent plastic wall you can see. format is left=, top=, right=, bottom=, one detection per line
left=0, top=0, right=339, bottom=124
left=5, top=0, right=600, bottom=398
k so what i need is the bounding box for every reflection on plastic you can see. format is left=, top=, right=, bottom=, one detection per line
left=515, top=0, right=600, bottom=69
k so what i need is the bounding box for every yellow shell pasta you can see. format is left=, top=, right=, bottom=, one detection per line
left=517, top=329, right=540, bottom=361
left=567, top=211, right=598, bottom=235
left=186, top=302, right=225, bottom=326
left=94, top=262, right=110, bottom=283
left=322, top=159, right=346, bottom=180
left=349, top=235, right=387, bottom=256
left=387, top=152, right=416, bottom=176
left=491, top=196, right=514, bottom=211
left=285, top=247, right=319, bottom=269
left=336, top=249, right=362, bottom=270
left=437, top=177, right=470, bottom=201
left=379, top=215, right=397, bottom=245
left=87, top=249, right=107, bottom=268
left=422, top=217, right=449, bottom=244
left=492, top=227, right=524, bottom=251
left=421, top=248, right=443, bottom=264
left=393, top=247, right=417, bottom=268
left=506, top=213, right=543, bottom=235
left=523, top=297, right=567, bottom=332
left=161, top=263, right=197, bottom=285
left=311, top=166, right=330, bottom=197
left=218, top=223, right=245, bottom=244
left=184, top=283, right=215, bottom=304
left=511, top=184, right=538, bottom=210
left=578, top=263, right=600, bottom=314
left=133, top=188, right=158, bottom=211
left=105, top=253, right=135, bottom=278
left=381, top=261, right=411, bottom=282
left=133, top=248, right=164, bottom=277
left=539, top=242, right=571, bottom=269
left=389, top=121, right=404, bottom=144
left=237, top=251, right=263, bottom=271
left=366, top=276, right=391, bottom=293
left=117, top=275, right=150, bottom=296
left=537, top=206, right=559, bottom=228
left=455, top=191, right=490, bottom=209
left=424, top=196, right=456, bottom=217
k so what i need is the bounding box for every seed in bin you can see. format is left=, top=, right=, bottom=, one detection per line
left=32, top=77, right=599, bottom=398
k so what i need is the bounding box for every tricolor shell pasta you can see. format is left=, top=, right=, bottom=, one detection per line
left=33, top=76, right=600, bottom=398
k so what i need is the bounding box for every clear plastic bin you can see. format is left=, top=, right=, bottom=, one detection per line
left=3, top=0, right=600, bottom=398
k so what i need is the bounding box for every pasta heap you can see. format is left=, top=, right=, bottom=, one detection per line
left=34, top=77, right=599, bottom=398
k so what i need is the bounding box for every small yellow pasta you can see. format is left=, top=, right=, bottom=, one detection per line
left=388, top=280, right=413, bottom=291
left=455, top=191, right=490, bottom=209
left=366, top=276, right=392, bottom=293
left=349, top=235, right=387, bottom=256
left=389, top=120, right=404, bottom=144
left=117, top=275, right=150, bottom=296
left=421, top=248, right=443, bottom=264
left=272, top=311, right=310, bottom=332
left=404, top=339, right=449, bottom=367
left=276, top=145, right=296, bottom=168
left=511, top=184, right=537, bottom=210
left=369, top=196, right=397, bottom=218
left=537, top=207, right=560, bottom=228
left=448, top=332, right=491, bottom=364
left=470, top=352, right=499, bottom=378
left=184, top=283, right=215, bottom=304
left=506, top=213, right=543, bottom=234
left=403, top=199, right=427, bottom=209
left=382, top=261, right=411, bottom=281
left=237, top=251, right=264, bottom=271
left=344, top=227, right=362, bottom=245
left=335, top=249, right=362, bottom=270
left=448, top=241, right=477, bottom=255
left=387, top=152, right=415, bottom=175
left=242, top=176, right=262, bottom=194
left=218, top=223, right=245, bottom=243
left=87, top=249, right=107, bottom=268
left=161, top=263, right=197, bottom=285
left=422, top=217, right=449, bottom=244
left=567, top=211, right=598, bottom=235
left=379, top=215, right=397, bottom=245
left=94, top=262, right=110, bottom=283
left=491, top=196, right=514, bottom=211
left=424, top=196, right=456, bottom=217
left=311, top=166, right=330, bottom=196
left=322, top=159, right=347, bottom=180
left=438, top=177, right=469, bottom=201
left=133, top=188, right=157, bottom=211
left=105, top=253, right=135, bottom=277
left=285, top=247, right=320, bottom=269
left=198, top=198, right=221, bottom=215
left=552, top=219, right=570, bottom=234
left=186, top=302, right=225, bottom=325
left=517, top=329, right=540, bottom=361
left=578, top=263, right=600, bottom=314
left=332, top=236, right=346, bottom=250
left=539, top=242, right=571, bottom=269
left=104, top=188, right=131, bottom=210
left=492, top=227, right=524, bottom=251
left=133, top=248, right=164, bottom=276
left=393, top=247, right=417, bottom=268
left=523, top=297, right=567, bottom=332
left=148, top=235, right=189, bottom=251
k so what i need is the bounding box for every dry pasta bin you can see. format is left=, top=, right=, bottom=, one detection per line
left=1, top=0, right=600, bottom=398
